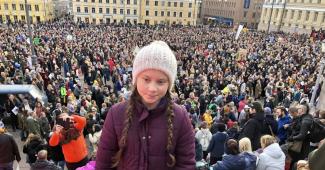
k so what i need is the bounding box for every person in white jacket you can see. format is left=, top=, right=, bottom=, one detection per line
left=195, top=122, right=212, bottom=159
left=88, top=124, right=102, bottom=155
left=257, top=135, right=285, bottom=170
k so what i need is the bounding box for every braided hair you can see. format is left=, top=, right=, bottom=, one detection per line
left=111, top=88, right=176, bottom=168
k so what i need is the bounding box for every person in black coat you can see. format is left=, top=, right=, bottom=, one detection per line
left=287, top=104, right=313, bottom=169
left=239, top=101, right=264, bottom=151
left=207, top=123, right=228, bottom=165
left=262, top=107, right=278, bottom=136
left=31, top=150, right=61, bottom=170
left=23, top=134, right=46, bottom=165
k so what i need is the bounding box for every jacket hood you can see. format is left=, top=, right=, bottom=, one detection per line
left=31, top=160, right=51, bottom=168
left=263, top=143, right=283, bottom=158
left=254, top=111, right=265, bottom=121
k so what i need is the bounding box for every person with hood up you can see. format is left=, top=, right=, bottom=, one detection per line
left=239, top=101, right=265, bottom=151
left=256, top=135, right=285, bottom=170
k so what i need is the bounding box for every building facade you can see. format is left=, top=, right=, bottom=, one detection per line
left=0, top=0, right=54, bottom=24
left=201, top=0, right=264, bottom=29
left=53, top=0, right=73, bottom=18
left=72, top=0, right=199, bottom=25
left=258, top=0, right=325, bottom=34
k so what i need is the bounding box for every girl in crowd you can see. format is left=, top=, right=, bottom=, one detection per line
left=96, top=41, right=195, bottom=169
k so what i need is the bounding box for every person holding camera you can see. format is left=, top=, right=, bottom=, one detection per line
left=49, top=112, right=88, bottom=170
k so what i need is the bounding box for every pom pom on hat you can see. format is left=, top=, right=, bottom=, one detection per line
left=132, top=41, right=177, bottom=90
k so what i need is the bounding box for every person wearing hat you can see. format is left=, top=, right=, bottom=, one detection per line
left=0, top=121, right=21, bottom=169
left=96, top=41, right=195, bottom=169
left=239, top=101, right=265, bottom=151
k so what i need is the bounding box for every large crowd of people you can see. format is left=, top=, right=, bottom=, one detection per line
left=0, top=18, right=325, bottom=170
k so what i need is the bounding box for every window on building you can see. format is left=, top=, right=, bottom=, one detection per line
left=106, top=8, right=109, bottom=14
left=146, top=0, right=149, bottom=6
left=35, top=5, right=39, bottom=11
left=127, top=9, right=130, bottom=14
left=174, top=2, right=177, bottom=7
left=134, top=0, right=137, bottom=5
left=120, top=0, right=124, bottom=4
left=189, top=3, right=192, bottom=8
left=92, top=0, right=95, bottom=3
left=323, top=13, right=325, bottom=22
left=84, top=0, right=87, bottom=2
left=14, top=15, right=18, bottom=21
left=318, top=0, right=321, bottom=3
left=173, top=12, right=177, bottom=17
left=113, top=8, right=116, bottom=14
left=76, top=0, right=80, bottom=2
left=127, top=0, right=130, bottom=4
left=168, top=2, right=171, bottom=7
left=77, top=17, right=81, bottom=22
left=243, top=11, right=248, bottom=18
left=161, top=11, right=164, bottom=16
left=99, top=8, right=103, bottom=13
left=134, top=9, right=137, bottom=15
left=167, top=11, right=170, bottom=16
left=146, top=10, right=149, bottom=16
left=113, top=0, right=116, bottom=4
left=4, top=4, right=8, bottom=10
left=100, top=19, right=103, bottom=23
left=180, top=2, right=183, bottom=7
left=106, top=18, right=110, bottom=23
left=92, top=18, right=96, bottom=23
left=179, top=12, right=182, bottom=17
left=92, top=8, right=96, bottom=13
left=20, top=4, right=24, bottom=10
left=162, top=1, right=165, bottom=6
left=28, top=5, right=31, bottom=11
left=99, top=0, right=102, bottom=3
left=306, top=11, right=310, bottom=21
left=298, top=11, right=302, bottom=20
left=134, top=19, right=137, bottom=24
left=21, top=15, right=25, bottom=21
left=85, top=17, right=89, bottom=23
left=106, top=0, right=109, bottom=3
left=314, top=12, right=318, bottom=21
left=85, top=7, right=88, bottom=13
left=155, top=1, right=158, bottom=6
left=12, top=4, right=16, bottom=10
left=77, top=7, right=81, bottom=12
left=155, top=11, right=158, bottom=16
left=188, top=12, right=191, bottom=18
left=120, top=9, right=123, bottom=14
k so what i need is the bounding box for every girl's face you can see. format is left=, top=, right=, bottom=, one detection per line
left=136, top=69, right=169, bottom=110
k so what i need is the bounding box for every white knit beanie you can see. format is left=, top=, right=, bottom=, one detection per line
left=132, top=41, right=177, bottom=90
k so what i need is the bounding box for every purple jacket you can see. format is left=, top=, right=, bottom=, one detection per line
left=96, top=98, right=195, bottom=170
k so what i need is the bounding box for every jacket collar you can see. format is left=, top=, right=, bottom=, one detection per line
left=135, top=97, right=168, bottom=122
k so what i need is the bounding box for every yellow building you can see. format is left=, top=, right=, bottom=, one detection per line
left=0, top=0, right=54, bottom=24
left=72, top=0, right=199, bottom=25
left=258, top=0, right=325, bottom=34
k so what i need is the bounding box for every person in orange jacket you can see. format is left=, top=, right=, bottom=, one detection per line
left=49, top=111, right=88, bottom=170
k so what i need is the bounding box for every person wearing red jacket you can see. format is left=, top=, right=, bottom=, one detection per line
left=49, top=112, right=88, bottom=170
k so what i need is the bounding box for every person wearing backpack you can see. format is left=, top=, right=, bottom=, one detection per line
left=195, top=122, right=212, bottom=159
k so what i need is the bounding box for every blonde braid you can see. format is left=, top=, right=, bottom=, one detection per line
left=166, top=93, right=176, bottom=167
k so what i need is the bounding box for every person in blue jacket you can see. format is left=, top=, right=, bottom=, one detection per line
left=275, top=106, right=292, bottom=145
left=212, top=139, right=255, bottom=170
left=207, top=123, right=228, bottom=165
